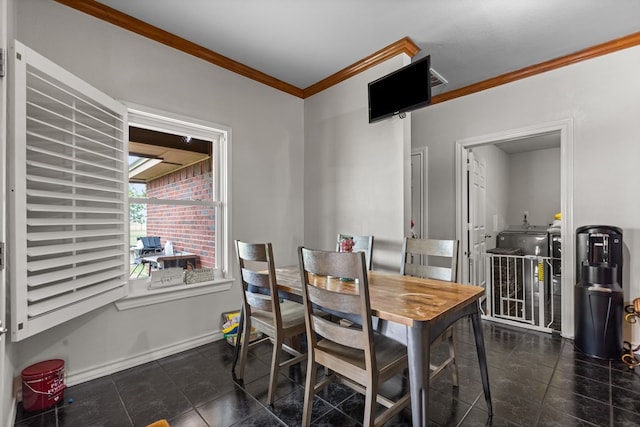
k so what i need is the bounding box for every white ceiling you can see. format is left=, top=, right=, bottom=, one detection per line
left=495, top=132, right=560, bottom=154
left=94, top=0, right=640, bottom=94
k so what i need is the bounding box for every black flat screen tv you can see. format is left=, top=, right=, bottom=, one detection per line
left=368, top=55, right=431, bottom=123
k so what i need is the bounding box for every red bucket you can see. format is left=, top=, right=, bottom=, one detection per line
left=21, top=359, right=66, bottom=412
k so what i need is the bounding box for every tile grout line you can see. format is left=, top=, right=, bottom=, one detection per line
left=609, top=360, right=613, bottom=427
left=109, top=373, right=135, bottom=426
left=455, top=392, right=483, bottom=427
left=532, top=337, right=565, bottom=426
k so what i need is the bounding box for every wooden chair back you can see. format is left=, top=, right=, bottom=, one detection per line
left=400, top=237, right=461, bottom=386
left=235, top=240, right=281, bottom=334
left=299, top=248, right=374, bottom=374
left=401, top=237, right=459, bottom=282
left=298, top=247, right=410, bottom=426
left=336, top=234, right=374, bottom=270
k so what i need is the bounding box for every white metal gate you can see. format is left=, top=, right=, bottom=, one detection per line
left=482, top=253, right=558, bottom=333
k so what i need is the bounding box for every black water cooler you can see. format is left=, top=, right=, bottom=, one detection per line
left=574, top=225, right=623, bottom=359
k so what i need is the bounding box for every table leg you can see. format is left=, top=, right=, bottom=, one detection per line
left=407, top=323, right=430, bottom=427
left=471, top=304, right=493, bottom=416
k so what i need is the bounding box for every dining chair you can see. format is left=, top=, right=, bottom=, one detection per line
left=298, top=247, right=410, bottom=427
left=234, top=240, right=307, bottom=406
left=131, top=236, right=163, bottom=277
left=336, top=234, right=374, bottom=270
left=401, top=237, right=460, bottom=386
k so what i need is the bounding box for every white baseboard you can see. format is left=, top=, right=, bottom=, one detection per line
left=65, top=331, right=225, bottom=387
left=4, top=396, right=16, bottom=427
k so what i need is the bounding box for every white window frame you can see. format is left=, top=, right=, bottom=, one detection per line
left=115, top=104, right=233, bottom=310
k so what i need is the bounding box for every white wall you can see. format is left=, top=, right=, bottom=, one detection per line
left=506, top=147, right=561, bottom=226
left=413, top=45, right=640, bottom=338
left=303, top=56, right=411, bottom=272
left=10, top=0, right=304, bottom=386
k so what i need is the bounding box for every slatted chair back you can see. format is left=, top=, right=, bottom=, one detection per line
left=137, top=236, right=162, bottom=254
left=236, top=241, right=280, bottom=336
left=336, top=234, right=374, bottom=270
left=298, top=247, right=410, bottom=426
left=301, top=249, right=374, bottom=372
left=401, top=237, right=458, bottom=281
left=400, top=237, right=460, bottom=386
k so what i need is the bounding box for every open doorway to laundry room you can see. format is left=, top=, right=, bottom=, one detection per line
left=455, top=120, right=574, bottom=337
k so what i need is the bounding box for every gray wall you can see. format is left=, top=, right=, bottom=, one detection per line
left=412, top=45, right=640, bottom=338
left=10, top=0, right=304, bottom=392
left=473, top=145, right=561, bottom=242
left=506, top=147, right=561, bottom=227
left=303, top=56, right=411, bottom=272
left=5, top=0, right=640, bottom=420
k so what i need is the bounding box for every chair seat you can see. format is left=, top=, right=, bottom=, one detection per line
left=317, top=332, right=407, bottom=379
left=251, top=300, right=307, bottom=333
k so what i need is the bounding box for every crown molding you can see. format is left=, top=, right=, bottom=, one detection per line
left=302, top=37, right=420, bottom=98
left=432, top=31, right=640, bottom=105
left=54, top=0, right=304, bottom=97
left=54, top=1, right=640, bottom=102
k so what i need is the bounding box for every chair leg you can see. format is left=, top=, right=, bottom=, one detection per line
left=130, top=262, right=145, bottom=278
left=363, top=381, right=377, bottom=427
left=302, top=358, right=317, bottom=427
left=236, top=309, right=251, bottom=380
left=448, top=328, right=459, bottom=387
left=267, top=336, right=283, bottom=406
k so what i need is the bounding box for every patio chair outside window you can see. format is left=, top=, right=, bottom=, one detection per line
left=131, top=236, right=163, bottom=277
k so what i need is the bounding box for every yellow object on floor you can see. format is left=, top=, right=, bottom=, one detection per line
left=146, top=420, right=169, bottom=427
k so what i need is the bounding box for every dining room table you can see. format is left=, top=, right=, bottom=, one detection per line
left=233, top=265, right=492, bottom=426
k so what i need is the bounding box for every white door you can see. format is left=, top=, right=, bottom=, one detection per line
left=467, top=150, right=487, bottom=289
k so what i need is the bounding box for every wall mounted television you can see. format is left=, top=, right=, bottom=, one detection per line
left=368, top=55, right=431, bottom=123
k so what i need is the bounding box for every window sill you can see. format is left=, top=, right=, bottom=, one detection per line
left=115, top=277, right=235, bottom=310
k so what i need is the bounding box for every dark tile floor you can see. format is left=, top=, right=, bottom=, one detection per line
left=13, top=318, right=640, bottom=426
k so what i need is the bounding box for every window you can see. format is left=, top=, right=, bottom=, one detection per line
left=122, top=107, right=231, bottom=304
left=127, top=126, right=219, bottom=277
left=10, top=41, right=232, bottom=340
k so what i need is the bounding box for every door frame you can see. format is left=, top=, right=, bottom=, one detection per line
left=455, top=119, right=574, bottom=337
left=1, top=0, right=8, bottom=422
left=410, top=147, right=427, bottom=239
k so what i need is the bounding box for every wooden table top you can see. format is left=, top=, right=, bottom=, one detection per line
left=275, top=266, right=484, bottom=327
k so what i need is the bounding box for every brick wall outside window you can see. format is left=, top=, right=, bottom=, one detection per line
left=146, top=159, right=215, bottom=269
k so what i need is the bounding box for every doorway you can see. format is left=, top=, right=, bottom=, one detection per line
left=455, top=120, right=574, bottom=337
left=411, top=148, right=427, bottom=239
left=0, top=0, right=8, bottom=418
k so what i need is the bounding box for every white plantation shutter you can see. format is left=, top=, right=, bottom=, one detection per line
left=10, top=41, right=128, bottom=341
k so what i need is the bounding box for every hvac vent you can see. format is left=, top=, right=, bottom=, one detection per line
left=430, top=68, right=447, bottom=87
